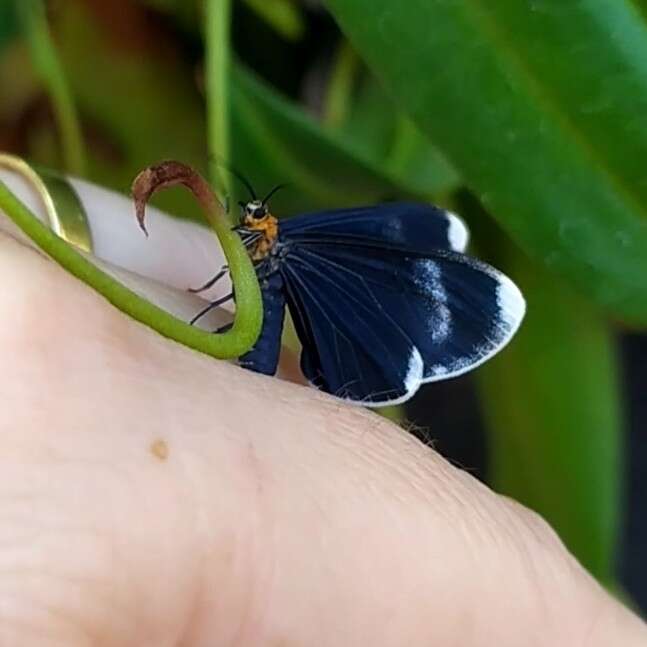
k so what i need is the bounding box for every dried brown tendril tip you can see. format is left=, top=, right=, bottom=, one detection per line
left=131, top=160, right=220, bottom=236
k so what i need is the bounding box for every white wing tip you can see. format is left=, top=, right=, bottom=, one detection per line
left=496, top=273, right=526, bottom=332
left=404, top=346, right=425, bottom=393
left=446, top=210, right=470, bottom=252
left=333, top=346, right=424, bottom=408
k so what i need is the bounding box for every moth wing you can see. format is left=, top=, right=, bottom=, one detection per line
left=281, top=243, right=524, bottom=405
left=281, top=256, right=424, bottom=406
left=280, top=202, right=469, bottom=253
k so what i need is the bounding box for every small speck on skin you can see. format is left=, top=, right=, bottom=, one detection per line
left=150, top=439, right=169, bottom=461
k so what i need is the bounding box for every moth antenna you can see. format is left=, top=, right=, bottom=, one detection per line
left=208, top=154, right=257, bottom=200
left=229, top=167, right=257, bottom=201
left=262, top=183, right=288, bottom=206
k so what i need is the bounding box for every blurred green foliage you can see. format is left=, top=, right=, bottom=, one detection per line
left=476, top=232, right=622, bottom=586
left=2, top=0, right=639, bottom=590
left=327, top=0, right=647, bottom=325
left=0, top=2, right=17, bottom=50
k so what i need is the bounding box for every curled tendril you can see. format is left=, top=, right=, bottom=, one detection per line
left=131, top=160, right=264, bottom=355
left=0, top=156, right=263, bottom=360
left=132, top=160, right=223, bottom=235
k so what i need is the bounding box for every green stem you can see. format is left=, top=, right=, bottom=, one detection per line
left=17, top=0, right=86, bottom=175
left=322, top=40, right=359, bottom=128
left=205, top=0, right=232, bottom=204
left=0, top=177, right=262, bottom=358
left=242, top=0, right=305, bottom=41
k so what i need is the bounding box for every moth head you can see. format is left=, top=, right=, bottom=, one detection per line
left=240, top=199, right=269, bottom=228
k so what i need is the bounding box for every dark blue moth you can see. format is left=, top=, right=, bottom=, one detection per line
left=132, top=162, right=524, bottom=407
left=199, top=198, right=525, bottom=407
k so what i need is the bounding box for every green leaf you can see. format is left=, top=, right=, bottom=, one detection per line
left=325, top=0, right=647, bottom=325
left=231, top=65, right=459, bottom=215
left=230, top=65, right=403, bottom=214
left=337, top=73, right=461, bottom=199
left=242, top=0, right=305, bottom=41
left=477, top=248, right=622, bottom=585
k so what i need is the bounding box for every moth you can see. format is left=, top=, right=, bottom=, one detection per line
left=194, top=192, right=525, bottom=407
left=133, top=162, right=525, bottom=408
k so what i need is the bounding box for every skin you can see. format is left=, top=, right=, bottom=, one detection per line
left=0, top=229, right=645, bottom=647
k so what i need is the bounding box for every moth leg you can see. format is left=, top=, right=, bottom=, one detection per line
left=190, top=292, right=234, bottom=325
left=188, top=265, right=229, bottom=293
left=214, top=322, right=234, bottom=334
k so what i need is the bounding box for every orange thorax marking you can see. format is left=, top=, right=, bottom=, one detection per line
left=245, top=214, right=279, bottom=262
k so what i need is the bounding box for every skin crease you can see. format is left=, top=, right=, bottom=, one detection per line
left=0, top=230, right=645, bottom=647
